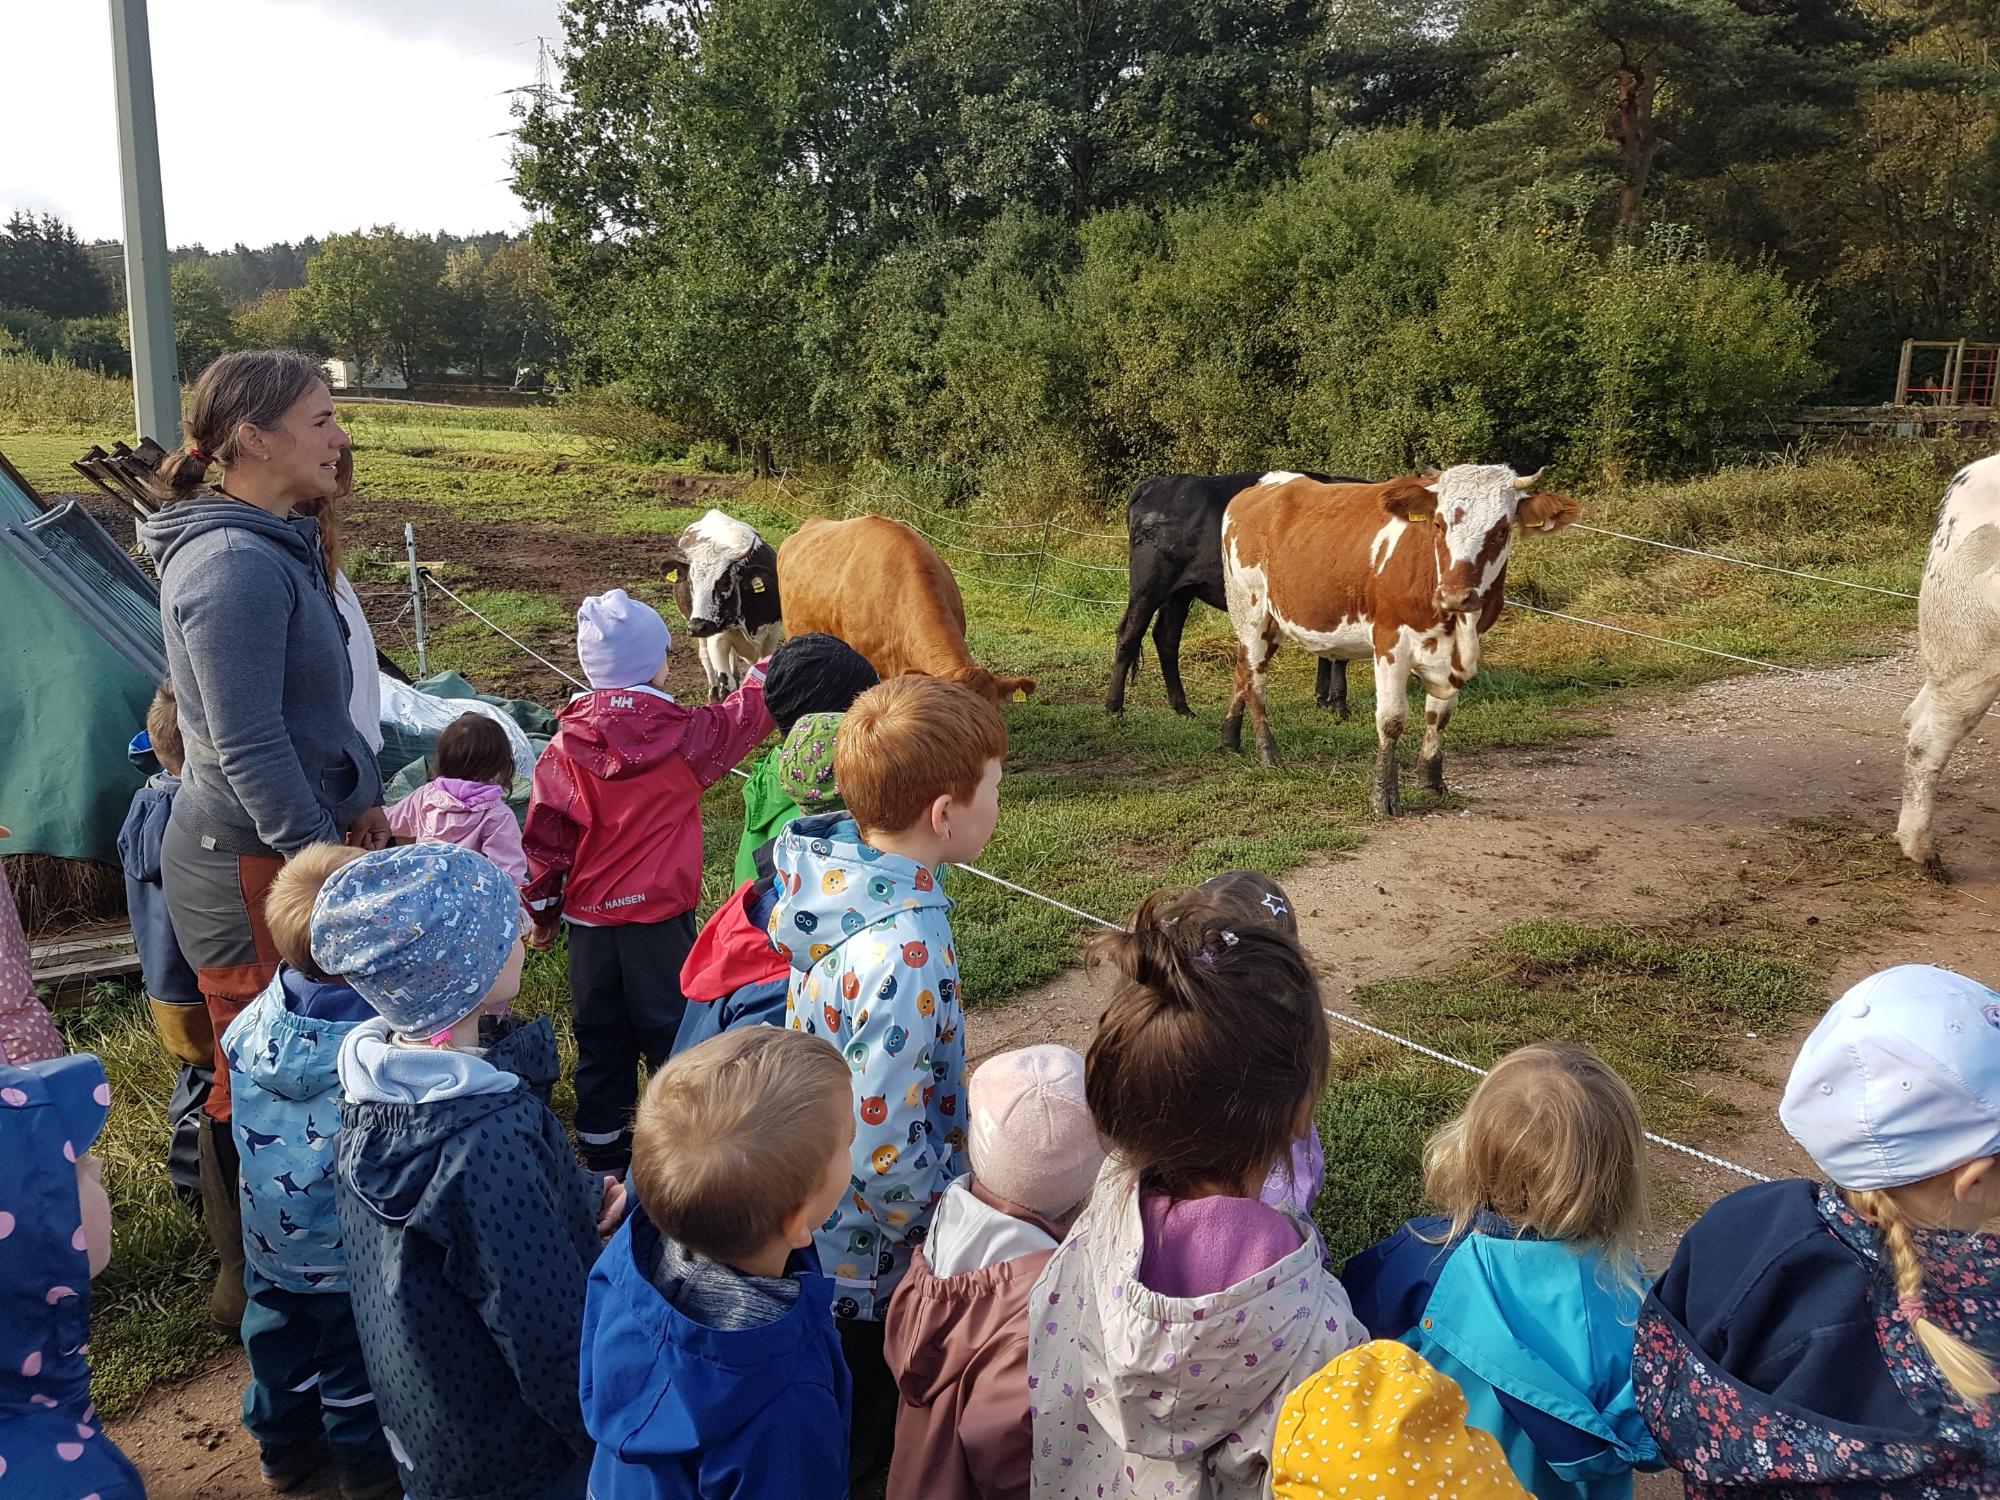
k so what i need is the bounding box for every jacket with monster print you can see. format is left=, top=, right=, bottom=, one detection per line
left=772, top=812, right=966, bottom=1322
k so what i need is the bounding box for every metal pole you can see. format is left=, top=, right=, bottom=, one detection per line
left=1894, top=339, right=1914, bottom=405
left=406, top=523, right=428, bottom=678
left=108, top=0, right=180, bottom=446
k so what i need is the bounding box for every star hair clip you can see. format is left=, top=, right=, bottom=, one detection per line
left=1197, top=930, right=1240, bottom=967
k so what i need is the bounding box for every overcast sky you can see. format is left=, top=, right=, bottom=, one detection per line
left=0, top=0, right=564, bottom=249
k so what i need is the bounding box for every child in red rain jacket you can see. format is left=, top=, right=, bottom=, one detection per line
left=524, top=588, right=771, bottom=1170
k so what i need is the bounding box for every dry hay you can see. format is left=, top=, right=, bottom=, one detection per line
left=4, top=854, right=127, bottom=937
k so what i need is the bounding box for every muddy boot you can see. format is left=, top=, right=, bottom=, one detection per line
left=198, top=1115, right=247, bottom=1330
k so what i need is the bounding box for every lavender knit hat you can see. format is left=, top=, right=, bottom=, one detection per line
left=577, top=588, right=671, bottom=690
left=968, top=1045, right=1106, bottom=1217
left=309, top=843, right=522, bottom=1036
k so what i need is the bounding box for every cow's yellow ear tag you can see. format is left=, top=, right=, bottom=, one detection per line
left=665, top=568, right=678, bottom=581
left=751, top=576, right=766, bottom=593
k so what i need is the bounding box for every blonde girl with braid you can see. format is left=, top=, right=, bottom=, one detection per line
left=1635, top=965, right=2000, bottom=1498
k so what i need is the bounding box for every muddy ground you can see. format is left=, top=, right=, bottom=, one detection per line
left=108, top=646, right=2000, bottom=1497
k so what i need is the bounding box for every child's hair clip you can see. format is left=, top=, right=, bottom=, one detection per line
left=1197, top=948, right=1216, bottom=968
left=427, top=1026, right=454, bottom=1048
left=1220, top=929, right=1239, bottom=946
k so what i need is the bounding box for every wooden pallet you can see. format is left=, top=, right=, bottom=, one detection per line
left=31, top=924, right=141, bottom=1005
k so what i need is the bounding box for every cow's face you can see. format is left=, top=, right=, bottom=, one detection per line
left=1386, top=465, right=1576, bottom=614
left=666, top=509, right=781, bottom=638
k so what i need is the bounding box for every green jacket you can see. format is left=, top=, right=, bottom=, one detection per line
left=734, top=745, right=798, bottom=884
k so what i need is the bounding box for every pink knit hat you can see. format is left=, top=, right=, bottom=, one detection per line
left=968, top=1045, right=1105, bottom=1217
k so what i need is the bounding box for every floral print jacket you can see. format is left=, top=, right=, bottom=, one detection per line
left=1635, top=1179, right=2000, bottom=1497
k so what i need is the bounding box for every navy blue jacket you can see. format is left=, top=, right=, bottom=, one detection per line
left=335, top=1018, right=602, bottom=1500
left=579, top=1205, right=850, bottom=1499
left=1636, top=1179, right=2000, bottom=1495
left=116, top=774, right=199, bottom=1003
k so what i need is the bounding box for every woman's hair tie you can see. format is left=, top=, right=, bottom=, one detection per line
left=186, top=446, right=212, bottom=465
left=1897, top=1291, right=1927, bottom=1325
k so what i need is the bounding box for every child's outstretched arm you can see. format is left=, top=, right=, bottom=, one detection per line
left=521, top=756, right=581, bottom=937
left=680, top=662, right=774, bottom=789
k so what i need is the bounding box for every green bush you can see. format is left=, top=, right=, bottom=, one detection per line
left=56, top=315, right=131, bottom=378
left=1581, top=226, right=1824, bottom=477
left=557, top=382, right=692, bottom=462
left=820, top=132, right=1821, bottom=492
left=0, top=352, right=135, bottom=430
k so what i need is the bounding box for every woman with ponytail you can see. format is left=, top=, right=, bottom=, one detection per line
left=1636, top=964, right=2000, bottom=1496
left=140, top=350, right=389, bottom=1325
left=1026, top=889, right=1365, bottom=1499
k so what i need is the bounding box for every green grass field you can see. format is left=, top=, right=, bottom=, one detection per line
left=4, top=390, right=1971, bottom=1411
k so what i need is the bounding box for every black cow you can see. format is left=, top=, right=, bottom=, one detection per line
left=663, top=509, right=783, bottom=699
left=1106, top=470, right=1362, bottom=716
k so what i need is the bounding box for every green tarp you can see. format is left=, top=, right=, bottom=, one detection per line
left=0, top=458, right=153, bottom=864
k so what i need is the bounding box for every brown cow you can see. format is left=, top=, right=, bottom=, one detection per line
left=1220, top=464, right=1577, bottom=813
left=776, top=514, right=1036, bottom=705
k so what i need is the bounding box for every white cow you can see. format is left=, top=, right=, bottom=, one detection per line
left=663, top=509, right=784, bottom=699
left=1898, top=451, right=2000, bottom=875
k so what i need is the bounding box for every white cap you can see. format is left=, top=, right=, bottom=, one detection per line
left=968, top=1045, right=1106, bottom=1217
left=1780, top=964, right=2000, bottom=1190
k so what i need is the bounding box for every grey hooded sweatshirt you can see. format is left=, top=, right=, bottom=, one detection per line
left=142, top=500, right=380, bottom=855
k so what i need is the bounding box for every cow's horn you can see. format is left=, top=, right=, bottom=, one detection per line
left=1512, top=466, right=1545, bottom=492
left=1418, top=464, right=1441, bottom=479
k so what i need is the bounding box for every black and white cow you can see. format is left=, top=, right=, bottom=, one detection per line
left=663, top=509, right=784, bottom=699
left=1106, top=470, right=1362, bottom=716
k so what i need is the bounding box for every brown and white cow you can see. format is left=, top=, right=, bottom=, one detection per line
left=1220, top=465, right=1577, bottom=813
left=776, top=514, right=1036, bottom=705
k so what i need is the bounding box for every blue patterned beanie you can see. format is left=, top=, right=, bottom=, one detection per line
left=309, top=843, right=523, bottom=1035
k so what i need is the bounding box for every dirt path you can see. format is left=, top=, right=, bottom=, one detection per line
left=975, top=648, right=2000, bottom=1187
left=110, top=650, right=2000, bottom=1495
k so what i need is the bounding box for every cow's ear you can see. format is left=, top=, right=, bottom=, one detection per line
left=1516, top=491, right=1579, bottom=535
left=662, top=541, right=689, bottom=583
left=1380, top=476, right=1437, bottom=521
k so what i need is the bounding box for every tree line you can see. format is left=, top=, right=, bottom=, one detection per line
left=516, top=0, right=1998, bottom=483
left=0, top=214, right=561, bottom=389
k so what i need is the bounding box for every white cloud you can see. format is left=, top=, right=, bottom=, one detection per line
left=0, top=0, right=562, bottom=248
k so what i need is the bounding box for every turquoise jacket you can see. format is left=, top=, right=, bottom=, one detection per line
left=1344, top=1217, right=1662, bottom=1500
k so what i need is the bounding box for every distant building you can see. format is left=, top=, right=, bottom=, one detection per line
left=322, top=357, right=407, bottom=392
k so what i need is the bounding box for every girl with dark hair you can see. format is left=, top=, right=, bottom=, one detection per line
left=385, top=712, right=529, bottom=884
left=1027, top=891, right=1365, bottom=1498
left=141, top=349, right=389, bottom=1326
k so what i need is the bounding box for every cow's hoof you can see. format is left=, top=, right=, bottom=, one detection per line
left=1256, top=743, right=1279, bottom=770
left=1921, top=853, right=1950, bottom=883
left=1371, top=787, right=1400, bottom=817
left=1421, top=764, right=1446, bottom=796
left=1171, top=702, right=1194, bottom=718
left=1105, top=700, right=1125, bottom=716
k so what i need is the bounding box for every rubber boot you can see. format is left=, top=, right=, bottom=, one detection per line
left=149, top=996, right=215, bottom=1068
left=198, top=1115, right=247, bottom=1330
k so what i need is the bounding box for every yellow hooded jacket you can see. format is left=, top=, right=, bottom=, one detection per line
left=1273, top=1340, right=1530, bottom=1499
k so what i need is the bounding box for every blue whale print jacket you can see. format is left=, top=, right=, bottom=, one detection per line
left=772, top=813, right=966, bottom=1321
left=222, top=968, right=378, bottom=1292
